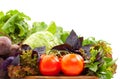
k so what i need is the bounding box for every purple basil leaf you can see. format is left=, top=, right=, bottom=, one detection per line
left=21, top=44, right=31, bottom=50
left=14, top=50, right=22, bottom=57
left=0, top=57, right=7, bottom=78
left=95, top=51, right=103, bottom=66
left=82, top=45, right=91, bottom=58
left=74, top=37, right=83, bottom=50
left=33, top=46, right=46, bottom=62
left=52, top=44, right=73, bottom=52
left=0, top=55, right=9, bottom=60
left=0, top=56, right=14, bottom=71
left=94, top=51, right=104, bottom=67
left=65, top=30, right=78, bottom=48
left=65, top=30, right=83, bottom=50
left=33, top=46, right=46, bottom=55
left=11, top=55, right=20, bottom=66
left=31, top=51, right=38, bottom=59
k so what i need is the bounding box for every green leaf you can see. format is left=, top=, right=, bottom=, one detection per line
left=47, top=21, right=56, bottom=34
left=54, top=26, right=63, bottom=40
left=104, top=57, right=112, bottom=63
left=61, top=31, right=69, bottom=43
left=90, top=63, right=99, bottom=72
left=98, top=70, right=113, bottom=79
left=8, top=24, right=15, bottom=33
left=6, top=9, right=19, bottom=15
left=55, top=26, right=63, bottom=36
left=16, top=23, right=26, bottom=36
left=1, top=13, right=18, bottom=33
left=0, top=11, right=4, bottom=19
left=106, top=58, right=117, bottom=67
left=90, top=48, right=98, bottom=62
left=0, top=10, right=30, bottom=43
left=19, top=12, right=31, bottom=20
left=82, top=37, right=97, bottom=46
left=31, top=22, right=47, bottom=33
left=86, top=62, right=99, bottom=72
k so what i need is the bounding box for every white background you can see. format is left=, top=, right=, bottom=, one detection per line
left=0, top=0, right=120, bottom=79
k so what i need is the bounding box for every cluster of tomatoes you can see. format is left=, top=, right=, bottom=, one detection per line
left=39, top=54, right=84, bottom=76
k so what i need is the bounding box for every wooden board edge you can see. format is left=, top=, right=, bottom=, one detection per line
left=24, top=76, right=99, bottom=79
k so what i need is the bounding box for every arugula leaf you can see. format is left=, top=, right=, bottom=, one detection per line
left=86, top=62, right=99, bottom=72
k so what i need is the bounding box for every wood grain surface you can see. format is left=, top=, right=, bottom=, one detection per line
left=24, top=76, right=98, bottom=79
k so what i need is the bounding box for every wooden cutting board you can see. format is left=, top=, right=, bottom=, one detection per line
left=25, top=76, right=98, bottom=79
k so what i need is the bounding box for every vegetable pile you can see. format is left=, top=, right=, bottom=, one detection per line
left=0, top=10, right=117, bottom=79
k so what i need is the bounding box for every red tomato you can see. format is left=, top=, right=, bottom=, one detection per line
left=40, top=54, right=46, bottom=59
left=39, top=55, right=61, bottom=76
left=61, top=54, right=84, bottom=76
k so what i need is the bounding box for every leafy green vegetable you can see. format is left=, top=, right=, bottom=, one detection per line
left=82, top=37, right=97, bottom=46
left=0, top=10, right=31, bottom=44
left=60, top=31, right=69, bottom=43
left=47, top=21, right=56, bottom=34
left=20, top=50, right=39, bottom=75
left=2, top=13, right=18, bottom=33
left=84, top=39, right=117, bottom=79
left=23, top=31, right=62, bottom=53
left=0, top=11, right=4, bottom=19
left=0, top=9, right=116, bottom=79
left=8, top=50, right=39, bottom=78
left=30, top=22, right=47, bottom=34
left=56, top=31, right=117, bottom=79
left=29, top=21, right=69, bottom=43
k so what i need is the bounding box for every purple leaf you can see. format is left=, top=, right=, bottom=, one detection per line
left=33, top=46, right=46, bottom=62
left=11, top=55, right=20, bottom=66
left=82, top=45, right=91, bottom=58
left=65, top=30, right=78, bottom=48
left=33, top=46, right=46, bottom=55
left=52, top=44, right=73, bottom=51
left=74, top=37, right=83, bottom=50
left=0, top=56, right=14, bottom=71
left=65, top=30, right=83, bottom=50
left=21, top=44, right=31, bottom=50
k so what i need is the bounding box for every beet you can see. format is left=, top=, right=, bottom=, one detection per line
left=0, top=36, right=12, bottom=55
left=0, top=57, right=4, bottom=66
left=0, top=58, right=5, bottom=78
left=9, top=44, right=20, bottom=56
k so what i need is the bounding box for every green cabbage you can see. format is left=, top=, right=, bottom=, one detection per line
left=23, top=31, right=62, bottom=52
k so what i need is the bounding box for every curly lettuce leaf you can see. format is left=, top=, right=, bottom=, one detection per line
left=0, top=10, right=31, bottom=44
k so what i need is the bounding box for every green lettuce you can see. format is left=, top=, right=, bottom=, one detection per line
left=23, top=31, right=62, bottom=52
left=29, top=21, right=69, bottom=43
left=0, top=10, right=31, bottom=44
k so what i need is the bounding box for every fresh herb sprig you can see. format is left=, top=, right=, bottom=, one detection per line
left=84, top=39, right=117, bottom=79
